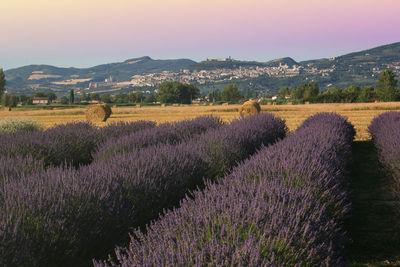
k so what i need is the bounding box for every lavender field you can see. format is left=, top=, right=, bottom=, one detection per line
left=1, top=112, right=400, bottom=266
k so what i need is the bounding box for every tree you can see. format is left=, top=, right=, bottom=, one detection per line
left=69, top=89, right=74, bottom=104
left=375, top=70, right=398, bottom=101
left=208, top=89, right=221, bottom=102
left=89, top=93, right=100, bottom=101
left=1, top=93, right=17, bottom=110
left=101, top=94, right=112, bottom=103
left=157, top=82, right=200, bottom=104
left=19, top=95, right=29, bottom=105
left=1, top=93, right=10, bottom=107
left=280, top=87, right=290, bottom=97
left=129, top=91, right=144, bottom=103
left=321, top=87, right=343, bottom=103
left=278, top=87, right=291, bottom=98
left=245, top=88, right=251, bottom=100
left=34, top=91, right=57, bottom=102
left=79, top=89, right=89, bottom=102
left=358, top=86, right=375, bottom=102
left=342, top=85, right=360, bottom=102
left=114, top=92, right=129, bottom=103
left=303, top=82, right=319, bottom=99
left=144, top=94, right=157, bottom=103
left=0, top=68, right=5, bottom=98
left=221, top=84, right=243, bottom=102
left=184, top=84, right=200, bottom=103
left=292, top=82, right=319, bottom=100
left=60, top=96, right=69, bottom=104
left=46, top=92, right=57, bottom=102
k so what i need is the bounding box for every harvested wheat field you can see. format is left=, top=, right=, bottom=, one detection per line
left=2, top=102, right=400, bottom=140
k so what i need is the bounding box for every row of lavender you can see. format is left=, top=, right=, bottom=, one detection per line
left=0, top=121, right=153, bottom=168
left=369, top=111, right=400, bottom=196
left=0, top=113, right=286, bottom=266
left=0, top=116, right=226, bottom=168
left=95, top=113, right=355, bottom=266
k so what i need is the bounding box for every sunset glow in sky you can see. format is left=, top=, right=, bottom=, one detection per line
left=1, top=0, right=399, bottom=69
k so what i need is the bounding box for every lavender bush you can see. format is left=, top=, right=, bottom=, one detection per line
left=0, top=155, right=44, bottom=182
left=0, top=121, right=155, bottom=168
left=95, top=113, right=354, bottom=266
left=93, top=115, right=224, bottom=160
left=369, top=111, right=400, bottom=194
left=0, top=113, right=286, bottom=266
left=97, top=120, right=156, bottom=140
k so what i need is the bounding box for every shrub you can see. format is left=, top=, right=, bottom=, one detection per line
left=93, top=115, right=225, bottom=160
left=0, top=120, right=155, bottom=168
left=369, top=111, right=400, bottom=194
left=0, top=113, right=286, bottom=266
left=0, top=118, right=42, bottom=133
left=0, top=155, right=44, bottom=182
left=0, top=122, right=99, bottom=167
left=97, top=120, right=156, bottom=140
left=96, top=113, right=354, bottom=266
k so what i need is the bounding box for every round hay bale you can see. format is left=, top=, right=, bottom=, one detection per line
left=239, top=100, right=261, bottom=117
left=85, top=104, right=112, bottom=122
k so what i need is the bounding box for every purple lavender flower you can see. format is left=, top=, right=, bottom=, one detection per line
left=94, top=113, right=354, bottom=267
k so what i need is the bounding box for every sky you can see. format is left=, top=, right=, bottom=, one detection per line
left=1, top=0, right=399, bottom=70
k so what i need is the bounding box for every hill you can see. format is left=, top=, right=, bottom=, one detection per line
left=5, top=57, right=196, bottom=95
left=3, top=42, right=400, bottom=96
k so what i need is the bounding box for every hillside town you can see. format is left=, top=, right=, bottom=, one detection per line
left=129, top=63, right=302, bottom=87
left=88, top=59, right=400, bottom=90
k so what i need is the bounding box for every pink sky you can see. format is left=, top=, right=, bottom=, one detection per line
left=1, top=0, right=399, bottom=69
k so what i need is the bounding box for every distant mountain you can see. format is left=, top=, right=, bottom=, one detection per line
left=265, top=57, right=299, bottom=67
left=294, top=42, right=400, bottom=88
left=4, top=42, right=400, bottom=96
left=5, top=57, right=196, bottom=95
left=188, top=57, right=299, bottom=70
left=208, top=42, right=400, bottom=92
left=188, top=59, right=264, bottom=70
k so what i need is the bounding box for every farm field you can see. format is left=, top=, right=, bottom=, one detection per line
left=2, top=102, right=400, bottom=140
left=1, top=106, right=400, bottom=266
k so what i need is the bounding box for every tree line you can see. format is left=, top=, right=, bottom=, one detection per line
left=1, top=69, right=399, bottom=107
left=275, top=70, right=399, bottom=103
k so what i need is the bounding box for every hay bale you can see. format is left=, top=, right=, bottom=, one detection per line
left=239, top=100, right=261, bottom=117
left=136, top=104, right=141, bottom=108
left=85, top=104, right=112, bottom=122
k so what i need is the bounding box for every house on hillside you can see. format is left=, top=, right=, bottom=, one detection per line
left=32, top=97, right=50, bottom=105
